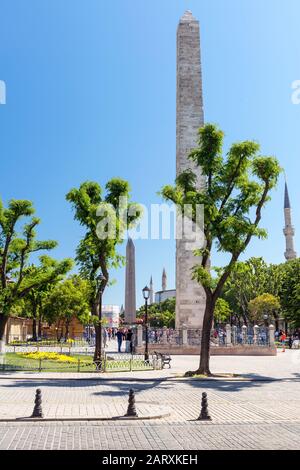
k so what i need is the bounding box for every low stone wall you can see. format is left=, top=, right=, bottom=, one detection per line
left=135, top=344, right=277, bottom=356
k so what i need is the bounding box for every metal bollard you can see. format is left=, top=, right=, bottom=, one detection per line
left=125, top=389, right=138, bottom=417
left=31, top=389, right=44, bottom=418
left=197, top=392, right=211, bottom=421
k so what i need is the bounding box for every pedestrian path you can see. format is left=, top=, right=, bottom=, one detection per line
left=0, top=375, right=299, bottom=449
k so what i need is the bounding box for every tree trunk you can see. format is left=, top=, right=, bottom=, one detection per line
left=38, top=318, right=42, bottom=339
left=64, top=320, right=70, bottom=342
left=241, top=307, right=248, bottom=326
left=0, top=315, right=8, bottom=354
left=198, top=294, right=215, bottom=375
left=56, top=320, right=61, bottom=341
left=32, top=318, right=37, bottom=342
left=93, top=301, right=101, bottom=362
left=32, top=301, right=38, bottom=342
left=185, top=293, right=215, bottom=377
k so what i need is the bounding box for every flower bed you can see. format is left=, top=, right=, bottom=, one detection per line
left=17, top=352, right=77, bottom=363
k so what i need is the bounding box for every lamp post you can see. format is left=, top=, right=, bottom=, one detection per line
left=142, top=286, right=150, bottom=362
left=95, top=272, right=106, bottom=368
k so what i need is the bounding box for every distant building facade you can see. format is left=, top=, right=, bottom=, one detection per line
left=155, top=289, right=176, bottom=304
left=102, top=305, right=120, bottom=328
left=154, top=268, right=176, bottom=304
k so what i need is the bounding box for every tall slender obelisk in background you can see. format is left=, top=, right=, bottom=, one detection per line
left=124, top=238, right=136, bottom=324
left=175, top=11, right=206, bottom=328
left=162, top=268, right=167, bottom=291
left=149, top=276, right=154, bottom=305
left=283, top=180, right=297, bottom=260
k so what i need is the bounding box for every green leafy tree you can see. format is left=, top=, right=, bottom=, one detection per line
left=221, top=258, right=269, bottom=324
left=22, top=258, right=73, bottom=341
left=249, top=293, right=281, bottom=324
left=137, top=297, right=176, bottom=328
left=0, top=198, right=72, bottom=350
left=221, top=258, right=285, bottom=327
left=279, top=259, right=300, bottom=327
left=44, top=276, right=91, bottom=341
left=214, top=298, right=231, bottom=324
left=162, top=124, right=281, bottom=375
left=66, top=180, right=141, bottom=361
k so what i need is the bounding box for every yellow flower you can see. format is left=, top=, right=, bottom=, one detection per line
left=18, top=352, right=77, bottom=363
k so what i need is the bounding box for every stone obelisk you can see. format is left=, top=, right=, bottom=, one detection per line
left=124, top=238, right=136, bottom=324
left=149, top=276, right=154, bottom=305
left=175, top=11, right=206, bottom=329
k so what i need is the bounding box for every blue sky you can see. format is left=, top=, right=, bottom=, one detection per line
left=0, top=0, right=299, bottom=308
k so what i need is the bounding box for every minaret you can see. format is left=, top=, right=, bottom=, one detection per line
left=149, top=276, right=154, bottom=305
left=162, top=268, right=167, bottom=291
left=124, top=238, right=136, bottom=323
left=283, top=180, right=297, bottom=260
left=175, top=11, right=206, bottom=328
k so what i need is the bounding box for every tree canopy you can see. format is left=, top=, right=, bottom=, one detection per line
left=279, top=259, right=300, bottom=327
left=44, top=276, right=91, bottom=341
left=162, top=123, right=281, bottom=375
left=0, top=198, right=72, bottom=346
left=249, top=293, right=281, bottom=323
left=137, top=297, right=176, bottom=328
left=66, top=179, right=141, bottom=361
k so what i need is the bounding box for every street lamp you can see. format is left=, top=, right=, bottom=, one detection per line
left=95, top=272, right=106, bottom=368
left=142, top=286, right=150, bottom=362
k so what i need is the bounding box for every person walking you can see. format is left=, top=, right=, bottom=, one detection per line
left=102, top=328, right=108, bottom=349
left=116, top=328, right=124, bottom=353
left=126, top=329, right=133, bottom=353
left=281, top=331, right=287, bottom=352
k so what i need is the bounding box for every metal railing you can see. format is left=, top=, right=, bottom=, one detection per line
left=141, top=326, right=272, bottom=348
left=0, top=352, right=162, bottom=373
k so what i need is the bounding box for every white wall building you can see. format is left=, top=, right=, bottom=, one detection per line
left=155, top=289, right=176, bottom=304
left=102, top=305, right=120, bottom=328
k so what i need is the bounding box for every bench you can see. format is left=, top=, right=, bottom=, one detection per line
left=153, top=351, right=172, bottom=369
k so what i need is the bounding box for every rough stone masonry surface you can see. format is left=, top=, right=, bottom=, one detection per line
left=176, top=11, right=206, bottom=329
left=0, top=351, right=299, bottom=450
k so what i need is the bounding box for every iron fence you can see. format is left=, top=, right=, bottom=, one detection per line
left=143, top=326, right=271, bottom=348
left=0, top=351, right=162, bottom=373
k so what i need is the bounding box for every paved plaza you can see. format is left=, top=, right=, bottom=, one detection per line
left=0, top=350, right=299, bottom=450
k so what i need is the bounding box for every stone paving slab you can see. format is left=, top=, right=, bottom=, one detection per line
left=0, top=421, right=299, bottom=450
left=0, top=402, right=171, bottom=422
left=0, top=351, right=299, bottom=450
left=0, top=376, right=299, bottom=425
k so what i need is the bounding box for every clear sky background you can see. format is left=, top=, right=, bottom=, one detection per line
left=0, top=0, right=299, bottom=308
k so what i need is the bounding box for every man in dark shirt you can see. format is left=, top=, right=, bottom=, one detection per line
left=116, top=329, right=124, bottom=353
left=126, top=329, right=133, bottom=353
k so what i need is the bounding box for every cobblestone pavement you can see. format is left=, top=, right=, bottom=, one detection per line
left=0, top=368, right=299, bottom=449
left=1, top=421, right=299, bottom=450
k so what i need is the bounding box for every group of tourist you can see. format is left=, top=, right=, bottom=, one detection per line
left=102, top=327, right=134, bottom=353
left=275, top=330, right=300, bottom=351
left=85, top=326, right=300, bottom=352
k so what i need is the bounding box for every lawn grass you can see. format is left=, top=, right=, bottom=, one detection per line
left=2, top=353, right=157, bottom=373
left=3, top=353, right=95, bottom=372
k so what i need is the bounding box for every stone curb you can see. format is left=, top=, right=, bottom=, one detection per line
left=0, top=374, right=298, bottom=383
left=0, top=413, right=170, bottom=423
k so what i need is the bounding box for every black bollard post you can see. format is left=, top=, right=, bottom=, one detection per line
left=31, top=389, right=44, bottom=418
left=197, top=392, right=211, bottom=421
left=125, top=389, right=138, bottom=417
